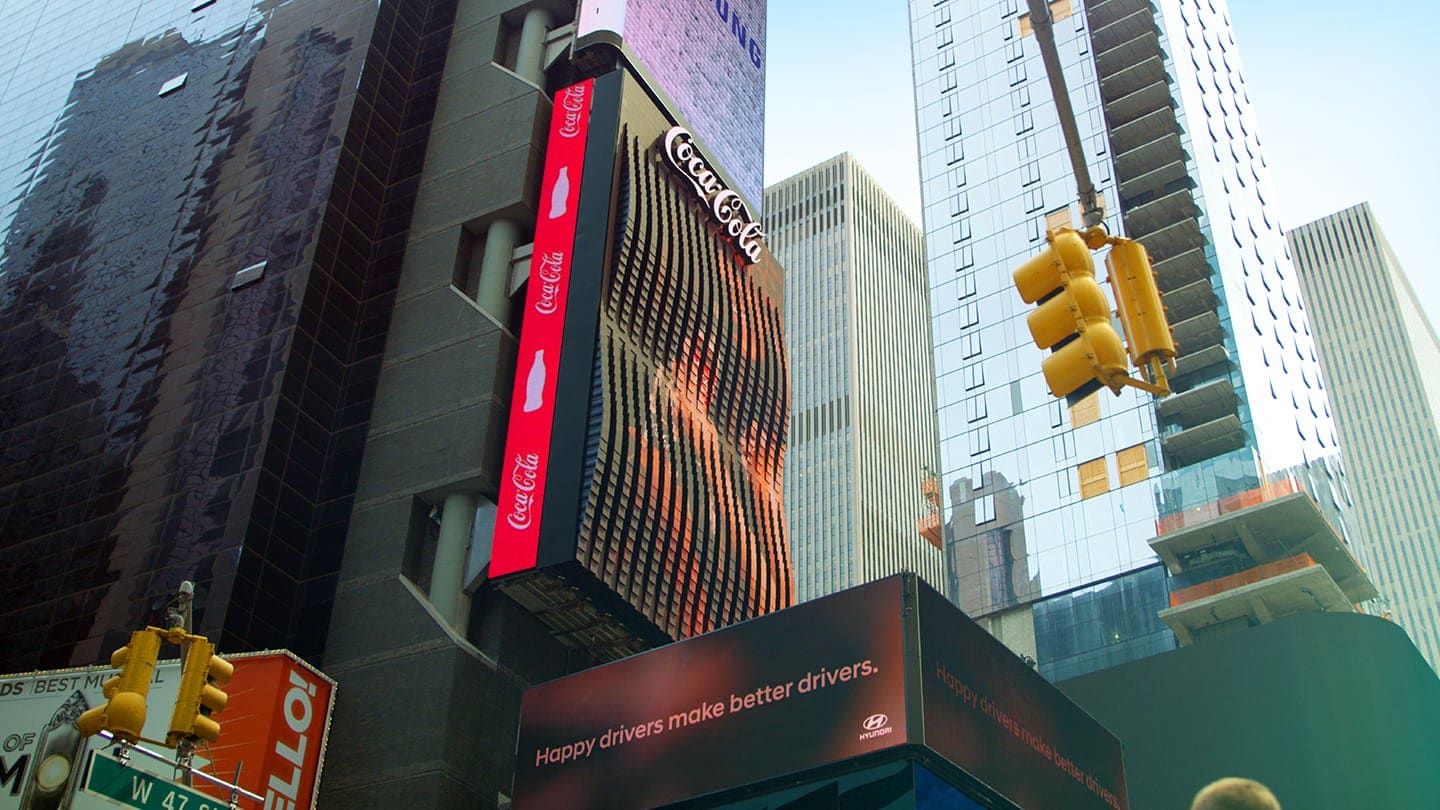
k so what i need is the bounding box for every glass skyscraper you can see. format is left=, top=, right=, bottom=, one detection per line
left=765, top=154, right=946, bottom=602
left=909, top=0, right=1366, bottom=679
left=1288, top=202, right=1440, bottom=672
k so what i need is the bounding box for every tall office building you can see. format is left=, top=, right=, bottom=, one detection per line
left=765, top=155, right=946, bottom=602
left=0, top=0, right=455, bottom=674
left=909, top=0, right=1373, bottom=680
left=1287, top=203, right=1440, bottom=671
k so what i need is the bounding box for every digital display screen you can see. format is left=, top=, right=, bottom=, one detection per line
left=576, top=0, right=766, bottom=211
left=513, top=578, right=907, bottom=810
left=917, top=583, right=1129, bottom=810
left=490, top=79, right=596, bottom=577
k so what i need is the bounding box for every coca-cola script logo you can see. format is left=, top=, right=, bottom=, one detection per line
left=660, top=127, right=765, bottom=264
left=506, top=452, right=541, bottom=529
left=534, top=250, right=566, bottom=315
left=558, top=86, right=588, bottom=138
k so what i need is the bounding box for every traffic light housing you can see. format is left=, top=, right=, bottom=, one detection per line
left=1013, top=227, right=1175, bottom=399
left=1014, top=228, right=1129, bottom=399
left=76, top=630, right=162, bottom=743
left=1107, top=238, right=1176, bottom=384
left=166, top=638, right=233, bottom=746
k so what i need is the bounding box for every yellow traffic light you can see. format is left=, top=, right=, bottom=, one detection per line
left=1107, top=238, right=1176, bottom=386
left=76, top=630, right=162, bottom=743
left=1014, top=229, right=1129, bottom=399
left=167, top=638, right=233, bottom=745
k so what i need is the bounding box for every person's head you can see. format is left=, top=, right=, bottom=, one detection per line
left=1190, top=777, right=1281, bottom=810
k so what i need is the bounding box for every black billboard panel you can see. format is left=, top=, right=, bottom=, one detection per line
left=916, top=584, right=1129, bottom=810
left=514, top=575, right=1128, bottom=809
left=514, top=577, right=907, bottom=809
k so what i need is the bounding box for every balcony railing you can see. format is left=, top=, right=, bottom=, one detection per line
left=1168, top=553, right=1317, bottom=608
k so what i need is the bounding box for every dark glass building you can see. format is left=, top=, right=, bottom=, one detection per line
left=0, top=0, right=456, bottom=671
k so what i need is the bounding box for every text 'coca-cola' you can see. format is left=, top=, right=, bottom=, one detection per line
left=659, top=127, right=765, bottom=265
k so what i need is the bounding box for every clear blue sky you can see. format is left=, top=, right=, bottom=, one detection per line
left=764, top=1, right=1440, bottom=328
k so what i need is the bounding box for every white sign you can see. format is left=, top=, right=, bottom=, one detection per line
left=660, top=127, right=766, bottom=264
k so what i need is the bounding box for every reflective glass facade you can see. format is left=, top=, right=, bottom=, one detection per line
left=909, top=0, right=1344, bottom=675
left=765, top=155, right=945, bottom=602
left=1032, top=564, right=1174, bottom=682
left=1288, top=203, right=1440, bottom=672
left=0, top=0, right=456, bottom=670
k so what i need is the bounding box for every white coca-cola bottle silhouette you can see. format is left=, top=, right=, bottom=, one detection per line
left=523, top=349, right=546, bottom=412
left=549, top=166, right=569, bottom=219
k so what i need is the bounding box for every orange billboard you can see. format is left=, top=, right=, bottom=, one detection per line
left=197, top=653, right=334, bottom=810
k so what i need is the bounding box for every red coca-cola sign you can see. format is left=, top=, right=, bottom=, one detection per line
left=490, top=79, right=595, bottom=577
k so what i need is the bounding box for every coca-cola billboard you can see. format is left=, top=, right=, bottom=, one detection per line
left=489, top=80, right=594, bottom=577
left=575, top=0, right=766, bottom=211
left=487, top=68, right=790, bottom=643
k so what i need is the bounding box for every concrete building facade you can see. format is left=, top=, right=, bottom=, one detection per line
left=765, top=154, right=946, bottom=602
left=1287, top=202, right=1440, bottom=671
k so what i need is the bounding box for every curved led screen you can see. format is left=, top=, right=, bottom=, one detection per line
left=574, top=86, right=790, bottom=637
left=491, top=70, right=790, bottom=642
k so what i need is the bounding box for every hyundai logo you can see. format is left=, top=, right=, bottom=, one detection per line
left=862, top=713, right=889, bottom=731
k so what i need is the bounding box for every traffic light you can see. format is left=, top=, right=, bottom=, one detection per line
left=166, top=638, right=233, bottom=746
left=1013, top=228, right=1129, bottom=400
left=76, top=630, right=162, bottom=743
left=1107, top=238, right=1176, bottom=385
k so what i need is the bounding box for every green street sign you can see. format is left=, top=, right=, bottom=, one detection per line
left=82, top=751, right=226, bottom=810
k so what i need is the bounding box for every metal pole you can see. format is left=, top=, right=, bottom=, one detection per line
left=172, top=581, right=195, bottom=785
left=1025, top=0, right=1104, bottom=228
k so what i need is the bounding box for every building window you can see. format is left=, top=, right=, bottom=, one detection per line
left=1117, top=444, right=1149, bottom=487
left=1024, top=188, right=1044, bottom=213
left=1077, top=457, right=1110, bottom=499
left=1018, top=0, right=1074, bottom=36
left=975, top=494, right=997, bottom=524
left=970, top=426, right=991, bottom=455
left=1021, top=160, right=1041, bottom=186
left=951, top=192, right=969, bottom=216
left=1069, top=391, right=1100, bottom=427
left=1045, top=207, right=1073, bottom=234
left=967, top=393, right=988, bottom=422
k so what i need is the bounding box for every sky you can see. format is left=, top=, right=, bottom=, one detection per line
left=763, top=1, right=1440, bottom=328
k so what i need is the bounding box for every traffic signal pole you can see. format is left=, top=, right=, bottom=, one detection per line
left=1025, top=0, right=1104, bottom=229
left=1013, top=0, right=1177, bottom=400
